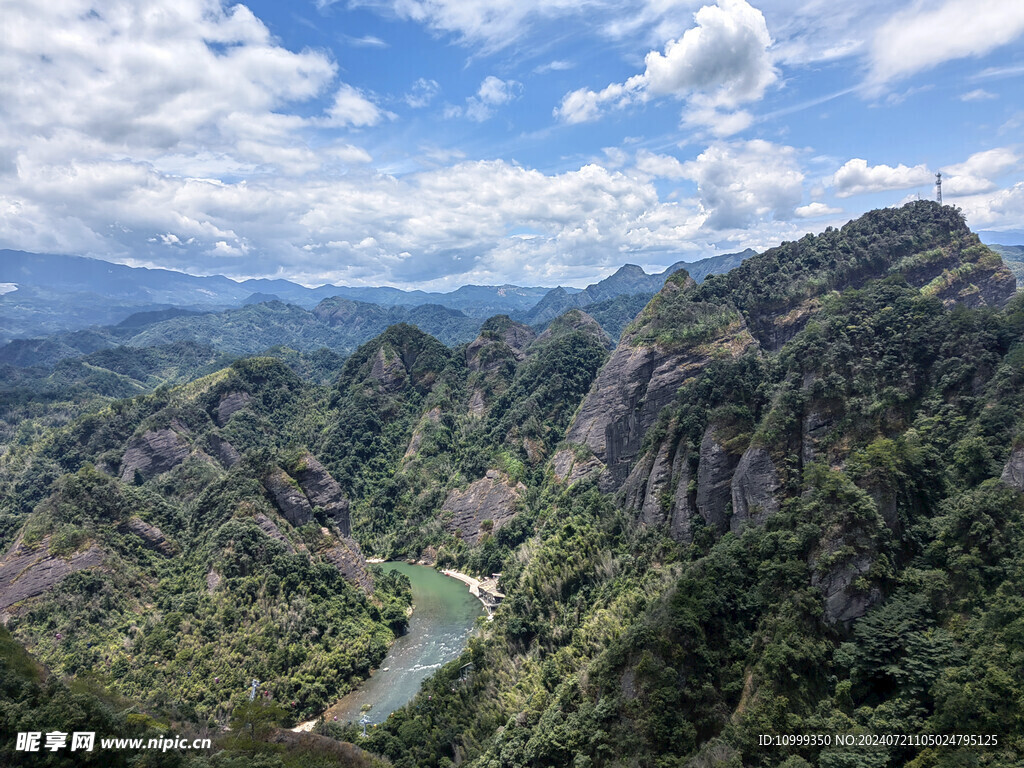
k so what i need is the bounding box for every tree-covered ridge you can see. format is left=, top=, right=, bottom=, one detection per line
left=356, top=206, right=1024, bottom=767
left=1, top=202, right=1022, bottom=767
left=0, top=354, right=412, bottom=728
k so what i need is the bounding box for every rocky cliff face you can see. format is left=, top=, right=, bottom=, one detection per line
left=119, top=428, right=191, bottom=483
left=730, top=447, right=782, bottom=534
left=263, top=467, right=314, bottom=527
left=215, top=391, right=251, bottom=426
left=124, top=518, right=176, bottom=556
left=254, top=513, right=295, bottom=553
left=695, top=424, right=741, bottom=534
left=1002, top=445, right=1024, bottom=491
left=321, top=535, right=373, bottom=593
left=565, top=278, right=752, bottom=491
left=369, top=345, right=409, bottom=393
left=442, top=470, right=523, bottom=544
left=208, top=433, right=241, bottom=468
left=0, top=533, right=104, bottom=613
left=292, top=453, right=352, bottom=536
left=619, top=434, right=696, bottom=540
left=551, top=449, right=603, bottom=486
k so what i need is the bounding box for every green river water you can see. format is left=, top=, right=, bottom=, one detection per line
left=328, top=562, right=483, bottom=725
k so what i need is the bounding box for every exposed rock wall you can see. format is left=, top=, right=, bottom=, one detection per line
left=369, top=345, right=408, bottom=393
left=215, top=391, right=251, bottom=426
left=1002, top=445, right=1024, bottom=491
left=208, top=434, right=241, bottom=468
left=0, top=534, right=104, bottom=612
left=263, top=468, right=314, bottom=527
left=253, top=513, right=295, bottom=553
left=124, top=518, right=176, bottom=556
left=442, top=470, right=523, bottom=544
left=551, top=449, right=603, bottom=486
left=619, top=434, right=695, bottom=542
left=695, top=425, right=740, bottom=534
left=292, top=453, right=352, bottom=536
left=730, top=447, right=781, bottom=533
left=322, top=536, right=373, bottom=593
left=119, top=429, right=191, bottom=482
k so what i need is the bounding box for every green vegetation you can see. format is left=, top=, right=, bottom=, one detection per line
left=2, top=203, right=1022, bottom=767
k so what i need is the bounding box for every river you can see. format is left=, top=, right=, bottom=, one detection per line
left=325, top=562, right=483, bottom=725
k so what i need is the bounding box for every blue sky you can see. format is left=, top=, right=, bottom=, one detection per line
left=1, top=0, right=1022, bottom=288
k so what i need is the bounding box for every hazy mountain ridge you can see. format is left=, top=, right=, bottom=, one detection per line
left=518, top=248, right=755, bottom=325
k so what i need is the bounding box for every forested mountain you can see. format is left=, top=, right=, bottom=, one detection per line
left=0, top=249, right=551, bottom=343
left=0, top=299, right=483, bottom=369
left=990, top=244, right=1024, bottom=285
left=2, top=202, right=1023, bottom=767
left=518, top=249, right=754, bottom=325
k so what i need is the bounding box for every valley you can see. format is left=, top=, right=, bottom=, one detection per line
left=1, top=202, right=1023, bottom=767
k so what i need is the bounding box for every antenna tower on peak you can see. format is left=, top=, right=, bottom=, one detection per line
left=935, top=172, right=942, bottom=204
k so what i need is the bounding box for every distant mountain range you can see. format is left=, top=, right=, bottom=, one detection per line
left=0, top=247, right=755, bottom=345
left=990, top=244, right=1024, bottom=286
left=518, top=249, right=756, bottom=324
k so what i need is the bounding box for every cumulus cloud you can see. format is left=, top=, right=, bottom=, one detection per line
left=0, top=0, right=386, bottom=179
left=794, top=202, right=842, bottom=218
left=448, top=76, right=522, bottom=122
left=634, top=150, right=689, bottom=179
left=554, top=0, right=775, bottom=132
left=322, top=84, right=391, bottom=127
left=831, top=158, right=933, bottom=197
left=679, top=139, right=804, bottom=229
left=941, top=147, right=1020, bottom=196
left=868, top=0, right=1024, bottom=89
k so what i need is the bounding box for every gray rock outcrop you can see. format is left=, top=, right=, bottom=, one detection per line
left=263, top=468, right=314, bottom=527
left=696, top=424, right=740, bottom=534
left=292, top=453, right=352, bottom=536
left=124, top=518, right=175, bottom=556
left=208, top=434, right=241, bottom=468
left=811, top=552, right=880, bottom=624
left=216, top=391, right=251, bottom=426
left=551, top=449, right=603, bottom=486
left=619, top=433, right=695, bottom=542
left=322, top=536, right=373, bottom=593
left=730, top=447, right=781, bottom=533
left=0, top=534, right=104, bottom=612
left=565, top=305, right=751, bottom=492
left=119, top=429, right=191, bottom=483
left=405, top=408, right=441, bottom=459
left=369, top=345, right=408, bottom=393
left=442, top=470, right=523, bottom=544
left=1001, top=444, right=1024, bottom=490
left=254, top=513, right=295, bottom=553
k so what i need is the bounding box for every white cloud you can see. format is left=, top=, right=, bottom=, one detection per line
left=449, top=76, right=522, bottom=122
left=960, top=88, right=997, bottom=102
left=642, top=0, right=776, bottom=106
left=868, top=0, right=1024, bottom=89
left=634, top=150, right=688, bottom=179
left=405, top=78, right=441, bottom=108
left=941, top=147, right=1020, bottom=196
left=356, top=0, right=596, bottom=52
left=954, top=182, right=1024, bottom=232
left=554, top=0, right=775, bottom=131
left=831, top=158, right=933, bottom=197
left=322, top=84, right=391, bottom=127
left=0, top=0, right=387, bottom=181
left=534, top=60, right=575, bottom=74
left=794, top=202, right=842, bottom=218
left=679, top=139, right=804, bottom=229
